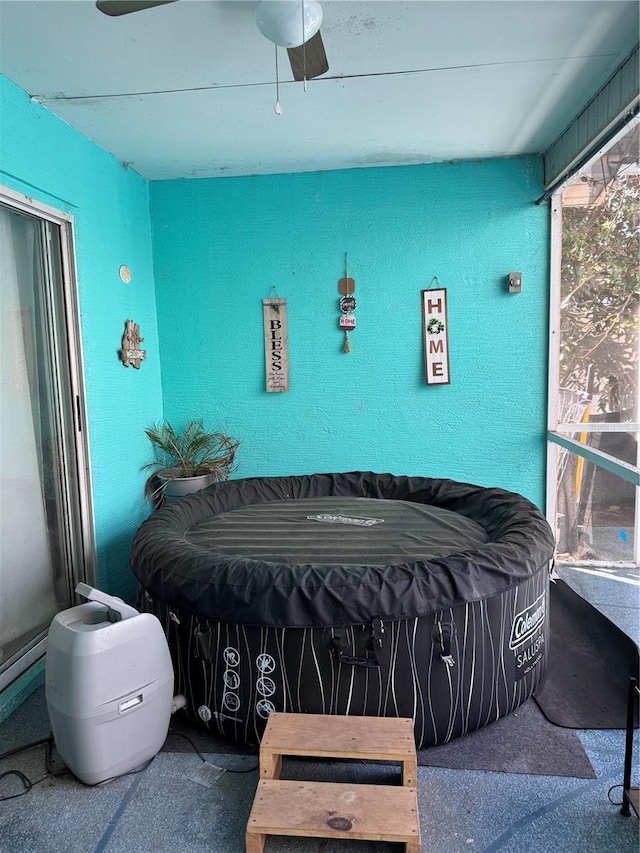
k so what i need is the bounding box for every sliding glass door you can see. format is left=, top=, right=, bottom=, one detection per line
left=0, top=189, right=94, bottom=689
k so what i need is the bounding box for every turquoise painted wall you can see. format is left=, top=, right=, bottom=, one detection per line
left=0, top=73, right=550, bottom=712
left=0, top=68, right=550, bottom=620
left=150, top=158, right=549, bottom=507
left=0, top=75, right=162, bottom=600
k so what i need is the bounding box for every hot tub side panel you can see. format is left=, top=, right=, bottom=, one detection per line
left=140, top=565, right=548, bottom=748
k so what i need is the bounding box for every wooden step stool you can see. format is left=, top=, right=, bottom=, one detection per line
left=246, top=713, right=421, bottom=852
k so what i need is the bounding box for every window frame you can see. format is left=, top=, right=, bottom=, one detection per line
left=546, top=117, right=640, bottom=568
left=0, top=184, right=96, bottom=691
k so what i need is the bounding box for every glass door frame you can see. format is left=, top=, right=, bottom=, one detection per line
left=546, top=118, right=640, bottom=569
left=0, top=184, right=96, bottom=691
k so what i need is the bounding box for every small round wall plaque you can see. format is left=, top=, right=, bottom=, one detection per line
left=339, top=295, right=356, bottom=314
left=119, top=264, right=132, bottom=284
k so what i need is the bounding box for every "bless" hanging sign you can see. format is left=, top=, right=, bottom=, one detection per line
left=263, top=298, right=289, bottom=392
left=422, top=287, right=450, bottom=385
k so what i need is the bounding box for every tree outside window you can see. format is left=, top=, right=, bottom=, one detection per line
left=555, top=124, right=639, bottom=560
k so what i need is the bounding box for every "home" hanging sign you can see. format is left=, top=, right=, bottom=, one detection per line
left=263, top=298, right=289, bottom=392
left=422, top=287, right=450, bottom=385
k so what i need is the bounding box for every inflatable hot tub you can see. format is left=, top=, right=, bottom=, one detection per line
left=131, top=472, right=554, bottom=747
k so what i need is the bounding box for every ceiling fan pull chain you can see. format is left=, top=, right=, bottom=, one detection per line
left=274, top=45, right=283, bottom=115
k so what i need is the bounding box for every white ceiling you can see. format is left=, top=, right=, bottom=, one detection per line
left=1, top=0, right=638, bottom=180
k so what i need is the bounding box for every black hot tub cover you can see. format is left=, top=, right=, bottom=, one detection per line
left=130, top=471, right=555, bottom=629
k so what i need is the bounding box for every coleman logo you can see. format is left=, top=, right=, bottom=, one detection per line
left=509, top=594, right=546, bottom=650
left=307, top=514, right=384, bottom=527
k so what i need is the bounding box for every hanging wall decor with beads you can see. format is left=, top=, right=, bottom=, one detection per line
left=338, top=254, right=356, bottom=353
left=263, top=297, right=289, bottom=392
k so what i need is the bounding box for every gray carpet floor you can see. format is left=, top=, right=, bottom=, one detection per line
left=165, top=696, right=596, bottom=779
left=0, top=684, right=638, bottom=853
left=3, top=563, right=639, bottom=851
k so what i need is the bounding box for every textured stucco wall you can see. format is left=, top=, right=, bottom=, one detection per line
left=150, top=157, right=550, bottom=507
left=0, top=75, right=162, bottom=599
left=0, top=70, right=551, bottom=609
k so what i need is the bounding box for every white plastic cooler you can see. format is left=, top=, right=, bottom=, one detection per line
left=46, top=584, right=174, bottom=785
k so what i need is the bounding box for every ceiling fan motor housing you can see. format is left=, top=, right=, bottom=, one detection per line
left=255, top=0, right=323, bottom=48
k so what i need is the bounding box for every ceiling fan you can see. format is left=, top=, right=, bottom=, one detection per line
left=95, top=0, right=329, bottom=81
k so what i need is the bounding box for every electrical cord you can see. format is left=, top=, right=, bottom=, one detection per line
left=1, top=733, right=155, bottom=796
left=607, top=782, right=624, bottom=806
left=0, top=733, right=69, bottom=803
left=0, top=734, right=53, bottom=763
left=1, top=726, right=258, bottom=802
left=0, top=769, right=44, bottom=802
left=166, top=729, right=259, bottom=773
left=92, top=756, right=156, bottom=787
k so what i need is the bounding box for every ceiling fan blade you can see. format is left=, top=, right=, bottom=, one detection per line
left=287, top=30, right=329, bottom=81
left=96, top=1, right=178, bottom=17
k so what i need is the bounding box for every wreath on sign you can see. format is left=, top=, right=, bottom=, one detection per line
left=427, top=318, right=445, bottom=335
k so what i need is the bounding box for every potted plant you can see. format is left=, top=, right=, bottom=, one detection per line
left=143, top=419, right=240, bottom=506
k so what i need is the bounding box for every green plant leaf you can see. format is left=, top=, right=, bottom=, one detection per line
left=142, top=419, right=241, bottom=505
